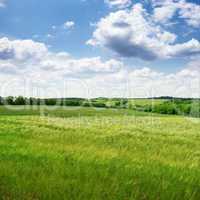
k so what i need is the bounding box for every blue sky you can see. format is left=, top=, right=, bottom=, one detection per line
left=0, top=0, right=200, bottom=97
left=0, top=0, right=199, bottom=65
left=0, top=0, right=108, bottom=57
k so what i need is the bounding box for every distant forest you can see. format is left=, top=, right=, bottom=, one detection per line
left=0, top=96, right=200, bottom=118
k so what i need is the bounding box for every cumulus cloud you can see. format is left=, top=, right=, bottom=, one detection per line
left=80, top=65, right=200, bottom=98
left=0, top=37, right=47, bottom=61
left=40, top=54, right=124, bottom=78
left=104, top=0, right=132, bottom=9
left=0, top=37, right=123, bottom=76
left=3, top=66, right=200, bottom=98
left=0, top=61, right=18, bottom=74
left=0, top=37, right=199, bottom=98
left=152, top=0, right=178, bottom=23
left=63, top=21, right=75, bottom=29
left=178, top=1, right=200, bottom=28
left=88, top=3, right=200, bottom=60
left=152, top=0, right=200, bottom=27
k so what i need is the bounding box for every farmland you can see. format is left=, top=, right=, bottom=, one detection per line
left=1, top=0, right=200, bottom=199
left=0, top=106, right=200, bottom=200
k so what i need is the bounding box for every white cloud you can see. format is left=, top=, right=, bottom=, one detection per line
left=89, top=22, right=97, bottom=27
left=46, top=34, right=53, bottom=39
left=0, top=61, right=18, bottom=74
left=0, top=37, right=123, bottom=76
left=152, top=0, right=200, bottom=28
left=0, top=37, right=200, bottom=98
left=178, top=1, right=200, bottom=28
left=0, top=37, right=47, bottom=61
left=80, top=65, right=200, bottom=98
left=63, top=21, right=75, bottom=29
left=104, top=0, right=132, bottom=9
left=88, top=3, right=200, bottom=60
left=185, top=56, right=200, bottom=71
left=153, top=1, right=178, bottom=23
left=40, top=54, right=123, bottom=78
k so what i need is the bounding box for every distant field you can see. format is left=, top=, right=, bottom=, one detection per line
left=0, top=106, right=200, bottom=200
left=0, top=105, right=152, bottom=117
left=130, top=99, right=166, bottom=105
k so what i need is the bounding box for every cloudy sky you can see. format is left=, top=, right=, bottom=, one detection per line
left=0, top=0, right=200, bottom=98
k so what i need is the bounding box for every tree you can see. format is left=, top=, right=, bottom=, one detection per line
left=5, top=96, right=14, bottom=105
left=15, top=96, right=26, bottom=105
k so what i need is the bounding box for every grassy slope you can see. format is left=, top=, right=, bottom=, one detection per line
left=130, top=99, right=166, bottom=106
left=0, top=106, right=200, bottom=200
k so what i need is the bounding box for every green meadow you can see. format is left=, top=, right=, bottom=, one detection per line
left=0, top=106, right=200, bottom=200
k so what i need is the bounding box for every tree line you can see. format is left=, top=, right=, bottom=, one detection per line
left=0, top=96, right=200, bottom=117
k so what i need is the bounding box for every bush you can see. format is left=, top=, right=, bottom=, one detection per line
left=64, top=100, right=82, bottom=106
left=152, top=103, right=178, bottom=115
left=92, top=102, right=107, bottom=108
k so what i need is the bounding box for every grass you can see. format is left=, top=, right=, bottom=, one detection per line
left=0, top=105, right=154, bottom=117
left=0, top=106, right=200, bottom=199
left=130, top=99, right=166, bottom=106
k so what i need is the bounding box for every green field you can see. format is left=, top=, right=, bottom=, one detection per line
left=0, top=106, right=200, bottom=200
